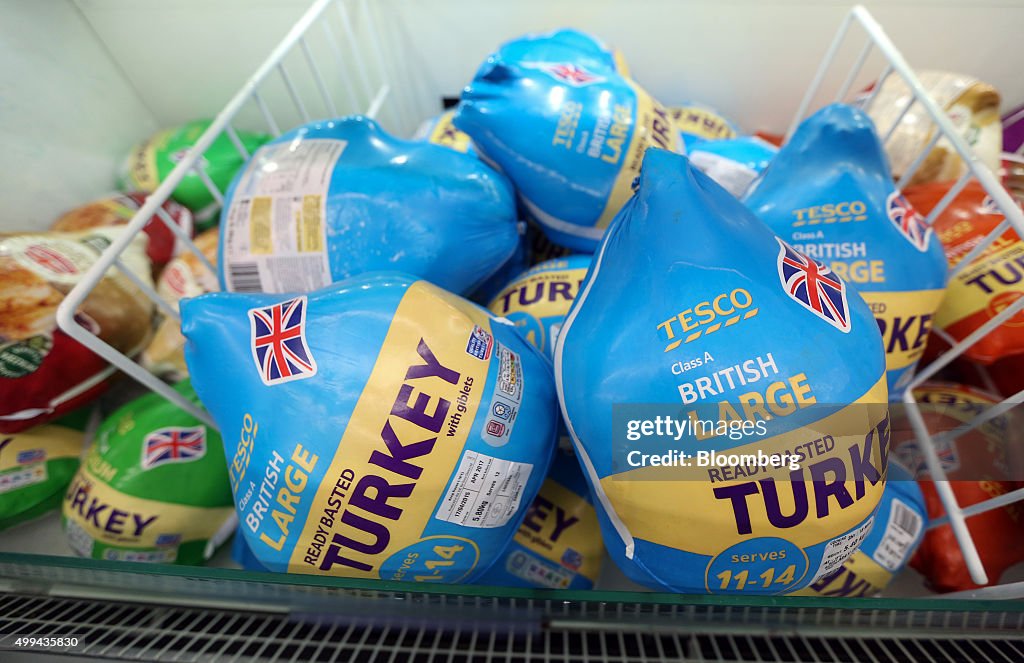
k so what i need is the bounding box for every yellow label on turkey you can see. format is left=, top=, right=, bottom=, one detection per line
left=863, top=290, right=946, bottom=371
left=125, top=128, right=168, bottom=192
left=429, top=113, right=472, bottom=153
left=490, top=268, right=588, bottom=320
left=516, top=479, right=601, bottom=582
left=288, top=282, right=491, bottom=576
left=0, top=426, right=82, bottom=473
left=248, top=444, right=320, bottom=552
left=63, top=469, right=233, bottom=548
left=794, top=551, right=890, bottom=597
left=601, top=377, right=888, bottom=558
left=594, top=82, right=683, bottom=230
left=936, top=242, right=1024, bottom=328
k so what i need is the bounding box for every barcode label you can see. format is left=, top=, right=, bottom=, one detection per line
left=872, top=498, right=925, bottom=572
left=893, top=500, right=922, bottom=535
left=229, top=262, right=262, bottom=293
left=222, top=139, right=343, bottom=293
left=435, top=451, right=532, bottom=528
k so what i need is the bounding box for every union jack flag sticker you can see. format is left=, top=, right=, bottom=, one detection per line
left=142, top=426, right=206, bottom=470
left=776, top=239, right=852, bottom=333
left=887, top=192, right=932, bottom=252
left=248, top=295, right=317, bottom=386
left=522, top=61, right=605, bottom=87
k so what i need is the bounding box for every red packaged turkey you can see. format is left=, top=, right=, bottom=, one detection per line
left=895, top=382, right=1024, bottom=592
left=985, top=353, right=1024, bottom=397
left=51, top=193, right=192, bottom=273
left=0, top=228, right=155, bottom=432
left=906, top=181, right=1024, bottom=364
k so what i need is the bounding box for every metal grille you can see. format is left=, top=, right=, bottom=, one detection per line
left=5, top=554, right=1024, bottom=632
left=2, top=594, right=1024, bottom=662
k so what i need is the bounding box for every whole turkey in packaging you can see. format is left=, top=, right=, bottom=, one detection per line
left=745, top=104, right=948, bottom=399
left=218, top=116, right=518, bottom=296
left=182, top=273, right=559, bottom=581
left=455, top=38, right=683, bottom=251
left=0, top=411, right=88, bottom=531
left=905, top=180, right=1024, bottom=364
left=62, top=380, right=235, bottom=565
left=556, top=149, right=889, bottom=594
left=0, top=228, right=154, bottom=433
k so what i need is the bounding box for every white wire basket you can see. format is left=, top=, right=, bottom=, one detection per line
left=52, top=0, right=1024, bottom=599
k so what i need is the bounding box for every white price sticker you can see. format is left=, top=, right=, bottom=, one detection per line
left=435, top=450, right=532, bottom=528
left=811, top=517, right=874, bottom=582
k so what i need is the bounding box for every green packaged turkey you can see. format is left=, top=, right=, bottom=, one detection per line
left=119, top=120, right=270, bottom=226
left=1, top=415, right=86, bottom=530
left=62, top=381, right=235, bottom=564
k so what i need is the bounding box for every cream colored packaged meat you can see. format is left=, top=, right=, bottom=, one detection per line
left=866, top=71, right=1002, bottom=186
left=142, top=229, right=219, bottom=379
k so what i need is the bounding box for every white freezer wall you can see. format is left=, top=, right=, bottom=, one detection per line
left=2, top=0, right=1023, bottom=228
left=75, top=0, right=1024, bottom=131
left=381, top=0, right=1024, bottom=132
left=0, top=0, right=157, bottom=231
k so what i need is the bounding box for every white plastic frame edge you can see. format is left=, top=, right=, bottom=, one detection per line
left=53, top=0, right=390, bottom=429
left=792, top=5, right=1024, bottom=592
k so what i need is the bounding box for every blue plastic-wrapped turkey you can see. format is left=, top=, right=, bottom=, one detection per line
left=744, top=104, right=948, bottom=398
left=492, top=28, right=629, bottom=76
left=454, top=38, right=683, bottom=252
left=555, top=149, right=889, bottom=594
left=218, top=116, right=518, bottom=296
left=182, top=272, right=559, bottom=582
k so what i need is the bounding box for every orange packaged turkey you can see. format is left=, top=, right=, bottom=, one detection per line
left=906, top=180, right=1024, bottom=364
left=894, top=382, right=1024, bottom=592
